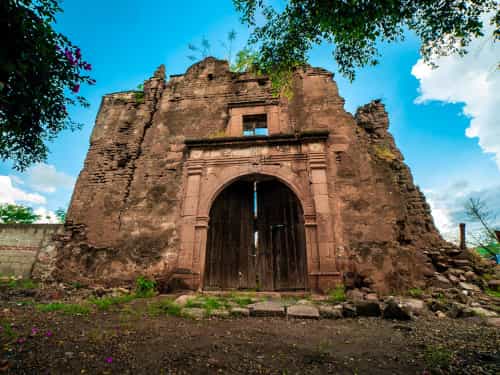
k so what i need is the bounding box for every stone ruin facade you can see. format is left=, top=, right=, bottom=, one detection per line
left=41, top=57, right=452, bottom=293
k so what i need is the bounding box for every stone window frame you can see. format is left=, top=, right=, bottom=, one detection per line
left=226, top=103, right=280, bottom=137
left=242, top=114, right=268, bottom=136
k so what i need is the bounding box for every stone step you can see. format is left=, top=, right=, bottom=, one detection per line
left=287, top=304, right=320, bottom=319
left=248, top=301, right=286, bottom=317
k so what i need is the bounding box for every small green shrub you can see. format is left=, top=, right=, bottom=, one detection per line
left=89, top=294, right=136, bottom=311
left=408, top=288, right=423, bottom=298
left=36, top=302, right=90, bottom=315
left=327, top=285, right=346, bottom=303
left=373, top=145, right=396, bottom=161
left=135, top=276, right=156, bottom=297
left=485, top=288, right=500, bottom=298
left=134, top=91, right=145, bottom=104
left=134, top=83, right=145, bottom=104
left=424, top=345, right=453, bottom=371
left=148, top=299, right=182, bottom=317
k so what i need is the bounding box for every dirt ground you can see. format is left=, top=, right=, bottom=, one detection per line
left=0, top=294, right=499, bottom=375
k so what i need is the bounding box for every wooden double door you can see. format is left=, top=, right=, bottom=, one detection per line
left=204, top=178, right=307, bottom=291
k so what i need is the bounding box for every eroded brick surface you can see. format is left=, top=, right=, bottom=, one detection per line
left=51, top=58, right=447, bottom=293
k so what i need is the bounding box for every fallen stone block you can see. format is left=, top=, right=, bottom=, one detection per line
left=342, top=303, right=357, bottom=318
left=230, top=307, right=250, bottom=317
left=354, top=300, right=381, bottom=317
left=318, top=305, right=343, bottom=319
left=399, top=298, right=426, bottom=316
left=287, top=304, right=319, bottom=319
left=382, top=298, right=412, bottom=320
left=431, top=274, right=451, bottom=288
left=485, top=317, right=500, bottom=328
left=210, top=309, right=230, bottom=318
left=458, top=282, right=481, bottom=292
left=470, top=307, right=497, bottom=317
left=487, top=280, right=500, bottom=290
left=248, top=301, right=286, bottom=317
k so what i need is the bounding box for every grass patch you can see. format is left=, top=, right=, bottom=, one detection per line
left=408, top=288, right=424, bottom=298
left=0, top=278, right=38, bottom=289
left=424, top=345, right=453, bottom=372
left=0, top=320, right=18, bottom=340
left=148, top=299, right=183, bottom=317
left=89, top=294, right=136, bottom=311
left=485, top=288, right=500, bottom=298
left=230, top=295, right=254, bottom=307
left=36, top=302, right=90, bottom=316
left=69, top=281, right=85, bottom=289
left=327, top=286, right=346, bottom=303
left=185, top=295, right=231, bottom=314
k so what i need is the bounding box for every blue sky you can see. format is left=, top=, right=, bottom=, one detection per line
left=1, top=0, right=499, bottom=240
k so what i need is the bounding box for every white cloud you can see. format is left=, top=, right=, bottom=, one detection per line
left=34, top=207, right=60, bottom=224
left=424, top=180, right=500, bottom=242
left=25, top=163, right=75, bottom=193
left=411, top=17, right=500, bottom=170
left=0, top=176, right=46, bottom=205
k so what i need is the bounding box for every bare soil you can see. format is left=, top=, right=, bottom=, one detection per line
left=1, top=296, right=499, bottom=375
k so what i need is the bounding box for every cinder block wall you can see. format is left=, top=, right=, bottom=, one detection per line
left=0, top=224, right=63, bottom=278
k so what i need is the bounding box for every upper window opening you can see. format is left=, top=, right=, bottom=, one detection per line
left=243, top=114, right=268, bottom=136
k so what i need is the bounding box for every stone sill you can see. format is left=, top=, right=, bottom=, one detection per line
left=185, top=130, right=330, bottom=149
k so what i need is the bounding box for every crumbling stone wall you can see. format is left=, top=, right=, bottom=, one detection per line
left=0, top=224, right=63, bottom=278
left=53, top=57, right=447, bottom=293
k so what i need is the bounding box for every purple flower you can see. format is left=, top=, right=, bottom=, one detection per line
left=46, top=330, right=53, bottom=337
left=31, top=328, right=38, bottom=335
left=64, top=49, right=77, bottom=66
left=17, top=337, right=26, bottom=344
left=105, top=357, right=113, bottom=363
left=83, top=62, right=92, bottom=71
left=71, top=84, right=80, bottom=93
left=75, top=48, right=82, bottom=60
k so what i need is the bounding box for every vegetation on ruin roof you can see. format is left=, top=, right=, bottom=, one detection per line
left=233, top=0, right=499, bottom=82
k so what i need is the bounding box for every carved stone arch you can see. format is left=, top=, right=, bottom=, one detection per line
left=197, top=165, right=315, bottom=220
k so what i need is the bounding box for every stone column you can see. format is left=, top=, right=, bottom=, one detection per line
left=177, top=162, right=204, bottom=282
left=308, top=149, right=340, bottom=291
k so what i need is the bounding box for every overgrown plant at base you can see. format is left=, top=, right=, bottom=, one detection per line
left=135, top=276, right=157, bottom=297
left=327, top=285, right=346, bottom=303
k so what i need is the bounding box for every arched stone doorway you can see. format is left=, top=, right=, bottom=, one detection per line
left=204, top=174, right=308, bottom=291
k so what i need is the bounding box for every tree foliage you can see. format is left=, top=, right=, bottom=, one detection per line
left=55, top=207, right=66, bottom=223
left=465, top=197, right=499, bottom=257
left=231, top=48, right=259, bottom=72
left=233, top=0, right=499, bottom=81
left=0, top=203, right=40, bottom=224
left=1, top=0, right=95, bottom=171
